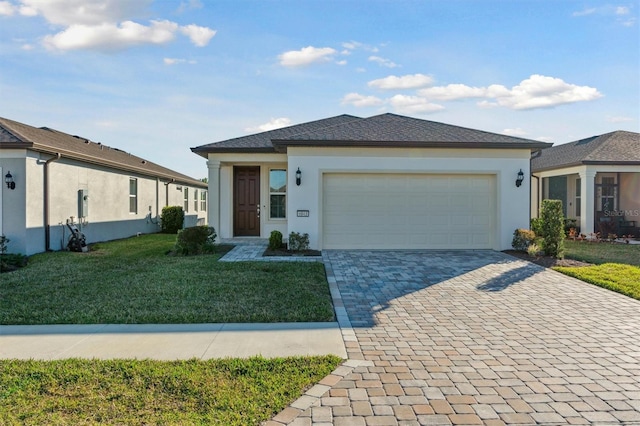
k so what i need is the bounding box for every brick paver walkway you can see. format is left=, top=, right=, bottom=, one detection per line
left=266, top=250, right=640, bottom=425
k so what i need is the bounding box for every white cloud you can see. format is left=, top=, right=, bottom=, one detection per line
left=616, top=6, right=630, bottom=15
left=503, top=128, right=527, bottom=136
left=368, top=74, right=434, bottom=90
left=341, top=93, right=384, bottom=107
left=368, top=55, right=399, bottom=68
left=43, top=20, right=178, bottom=51
left=496, top=75, right=603, bottom=109
left=536, top=136, right=554, bottom=143
left=336, top=60, right=347, bottom=66
left=245, top=117, right=292, bottom=132
left=180, top=24, right=216, bottom=47
left=278, top=46, right=336, bottom=67
left=418, top=75, right=602, bottom=110
left=606, top=115, right=634, bottom=123
left=20, top=0, right=151, bottom=26
left=388, top=95, right=444, bottom=114
left=177, top=0, right=203, bottom=13
left=418, top=83, right=487, bottom=100
left=572, top=7, right=597, bottom=16
left=0, top=1, right=16, bottom=15
left=21, top=43, right=34, bottom=50
left=164, top=57, right=196, bottom=65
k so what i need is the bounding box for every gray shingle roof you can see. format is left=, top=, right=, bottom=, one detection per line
left=192, top=113, right=551, bottom=154
left=531, top=130, right=640, bottom=172
left=191, top=114, right=361, bottom=155
left=0, top=117, right=207, bottom=187
left=273, top=113, right=551, bottom=149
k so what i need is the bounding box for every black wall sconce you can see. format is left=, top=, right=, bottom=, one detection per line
left=515, top=169, right=524, bottom=188
left=295, top=167, right=301, bottom=186
left=5, top=171, right=15, bottom=190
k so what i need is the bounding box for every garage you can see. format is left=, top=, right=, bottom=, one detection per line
left=322, top=173, right=496, bottom=249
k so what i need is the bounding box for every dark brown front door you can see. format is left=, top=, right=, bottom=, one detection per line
left=234, top=166, right=260, bottom=236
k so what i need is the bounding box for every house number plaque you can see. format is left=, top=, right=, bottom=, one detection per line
left=297, top=210, right=310, bottom=217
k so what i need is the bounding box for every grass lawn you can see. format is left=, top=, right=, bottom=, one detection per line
left=0, top=356, right=342, bottom=425
left=564, top=239, right=640, bottom=266
left=0, top=234, right=334, bottom=325
left=553, top=263, right=640, bottom=301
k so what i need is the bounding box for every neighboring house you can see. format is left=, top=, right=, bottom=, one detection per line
left=531, top=130, right=640, bottom=237
left=0, top=117, right=208, bottom=255
left=192, top=113, right=550, bottom=250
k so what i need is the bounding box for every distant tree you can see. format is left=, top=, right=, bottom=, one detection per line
left=200, top=177, right=208, bottom=183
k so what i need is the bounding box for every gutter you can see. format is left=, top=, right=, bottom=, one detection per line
left=37, top=153, right=61, bottom=251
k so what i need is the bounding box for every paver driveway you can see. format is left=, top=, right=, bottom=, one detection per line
left=270, top=250, right=640, bottom=425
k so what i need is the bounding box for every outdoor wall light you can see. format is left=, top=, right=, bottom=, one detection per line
left=515, top=169, right=524, bottom=188
left=5, top=171, right=15, bottom=190
left=295, top=167, right=302, bottom=186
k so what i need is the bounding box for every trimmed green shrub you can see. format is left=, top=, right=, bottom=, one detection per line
left=174, top=226, right=217, bottom=255
left=0, top=235, right=8, bottom=255
left=288, top=232, right=310, bottom=252
left=268, top=230, right=283, bottom=251
left=530, top=217, right=544, bottom=237
left=512, top=229, right=536, bottom=251
left=161, top=206, right=184, bottom=234
left=540, top=199, right=565, bottom=259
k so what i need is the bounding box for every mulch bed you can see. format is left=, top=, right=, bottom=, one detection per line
left=503, top=250, right=592, bottom=268
left=263, top=244, right=321, bottom=257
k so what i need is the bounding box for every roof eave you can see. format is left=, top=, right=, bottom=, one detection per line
left=272, top=139, right=552, bottom=151
left=30, top=144, right=207, bottom=188
left=531, top=159, right=640, bottom=173
left=0, top=142, right=34, bottom=149
left=191, top=147, right=277, bottom=155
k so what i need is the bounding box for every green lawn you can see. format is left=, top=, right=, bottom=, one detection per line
left=564, top=239, right=640, bottom=266
left=0, top=234, right=334, bottom=325
left=0, top=356, right=342, bottom=426
left=553, top=263, right=640, bottom=300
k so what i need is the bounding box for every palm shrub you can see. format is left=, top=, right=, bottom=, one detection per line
left=161, top=206, right=184, bottom=234
left=540, top=199, right=565, bottom=258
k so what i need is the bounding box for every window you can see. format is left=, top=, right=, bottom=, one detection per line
left=269, top=169, right=286, bottom=219
left=129, top=178, right=137, bottom=214
left=575, top=178, right=581, bottom=217
left=184, top=188, right=189, bottom=212
left=200, top=191, right=207, bottom=211
left=600, top=176, right=615, bottom=212
left=194, top=189, right=199, bottom=212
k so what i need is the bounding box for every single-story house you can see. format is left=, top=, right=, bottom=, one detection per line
left=531, top=130, right=640, bottom=237
left=192, top=113, right=551, bottom=250
left=1, top=117, right=208, bottom=255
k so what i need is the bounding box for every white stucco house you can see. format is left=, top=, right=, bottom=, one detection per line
left=192, top=113, right=551, bottom=250
left=531, top=130, right=640, bottom=237
left=0, top=117, right=208, bottom=255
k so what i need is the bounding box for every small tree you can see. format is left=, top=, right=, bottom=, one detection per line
left=540, top=199, right=565, bottom=258
left=161, top=206, right=184, bottom=234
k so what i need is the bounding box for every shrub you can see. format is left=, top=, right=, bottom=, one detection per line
left=288, top=232, right=310, bottom=252
left=268, top=230, right=283, bottom=251
left=564, top=218, right=578, bottom=234
left=161, top=206, right=184, bottom=234
left=0, top=235, right=8, bottom=255
left=527, top=243, right=541, bottom=257
left=540, top=199, right=565, bottom=259
left=530, top=217, right=544, bottom=237
left=512, top=229, right=536, bottom=251
left=174, top=226, right=217, bottom=255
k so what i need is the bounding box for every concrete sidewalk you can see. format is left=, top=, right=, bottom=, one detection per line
left=0, top=322, right=347, bottom=360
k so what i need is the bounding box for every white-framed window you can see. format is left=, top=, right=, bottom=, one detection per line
left=269, top=169, right=286, bottom=219
left=194, top=189, right=199, bottom=212
left=184, top=187, right=189, bottom=212
left=200, top=191, right=207, bottom=211
left=129, top=178, right=137, bottom=214
left=575, top=178, right=581, bottom=217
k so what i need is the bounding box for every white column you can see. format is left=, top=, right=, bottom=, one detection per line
left=579, top=168, right=597, bottom=235
left=207, top=159, right=221, bottom=235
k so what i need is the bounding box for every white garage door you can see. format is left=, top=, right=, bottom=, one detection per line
left=322, top=173, right=496, bottom=249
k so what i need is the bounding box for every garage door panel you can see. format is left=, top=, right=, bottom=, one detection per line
left=322, top=173, right=495, bottom=250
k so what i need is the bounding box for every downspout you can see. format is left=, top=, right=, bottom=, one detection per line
left=40, top=153, right=61, bottom=251
left=164, top=179, right=175, bottom=207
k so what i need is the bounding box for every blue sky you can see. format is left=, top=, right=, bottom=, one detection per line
left=1, top=0, right=638, bottom=179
